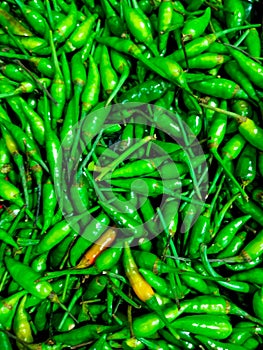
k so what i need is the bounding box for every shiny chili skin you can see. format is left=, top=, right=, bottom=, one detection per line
left=182, top=7, right=211, bottom=41
left=190, top=78, right=249, bottom=99
left=4, top=256, right=53, bottom=299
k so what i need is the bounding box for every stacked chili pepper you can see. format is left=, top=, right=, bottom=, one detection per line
left=0, top=0, right=263, bottom=349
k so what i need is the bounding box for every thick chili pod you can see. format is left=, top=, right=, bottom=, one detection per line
left=0, top=205, right=20, bottom=230
left=0, top=63, right=27, bottom=82
left=231, top=268, right=263, bottom=285
left=149, top=56, right=193, bottom=96
left=139, top=268, right=174, bottom=299
left=181, top=7, right=211, bottom=41
left=180, top=263, right=211, bottom=295
left=122, top=0, right=157, bottom=55
left=188, top=209, right=211, bottom=258
left=252, top=188, right=263, bottom=208
left=215, top=231, right=247, bottom=263
left=102, top=156, right=167, bottom=178
left=4, top=256, right=53, bottom=299
left=109, top=177, right=184, bottom=197
left=225, top=0, right=245, bottom=31
left=101, top=0, right=125, bottom=37
left=14, top=0, right=49, bottom=38
left=13, top=294, right=34, bottom=347
left=207, top=215, right=251, bottom=254
left=133, top=250, right=180, bottom=274
left=157, top=0, right=174, bottom=55
left=0, top=128, right=27, bottom=198
left=53, top=1, right=78, bottom=43
left=237, top=116, right=263, bottom=151
left=103, top=191, right=143, bottom=224
left=0, top=7, right=33, bottom=36
left=100, top=45, right=118, bottom=95
left=0, top=138, right=13, bottom=179
left=119, top=78, right=172, bottom=104
left=235, top=143, right=257, bottom=187
left=69, top=51, right=86, bottom=127
left=0, top=290, right=27, bottom=329
left=191, top=78, right=249, bottom=99
left=35, top=220, right=72, bottom=255
left=61, top=13, right=98, bottom=53
left=180, top=294, right=263, bottom=325
left=138, top=196, right=159, bottom=236
left=238, top=229, right=263, bottom=263
left=230, top=99, right=253, bottom=120
left=81, top=55, right=100, bottom=117
left=0, top=178, right=24, bottom=207
left=132, top=303, right=188, bottom=338
left=171, top=315, right=232, bottom=340
left=244, top=27, right=261, bottom=58
left=105, top=49, right=130, bottom=106
left=180, top=53, right=230, bottom=70
left=243, top=337, right=261, bottom=350
left=228, top=46, right=263, bottom=89
left=252, top=287, right=263, bottom=321
left=90, top=243, right=123, bottom=273
left=19, top=98, right=45, bottom=146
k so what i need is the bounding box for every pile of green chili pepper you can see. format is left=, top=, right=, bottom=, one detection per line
left=0, top=0, right=263, bottom=349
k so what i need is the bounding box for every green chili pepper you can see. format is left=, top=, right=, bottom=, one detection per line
left=191, top=78, right=249, bottom=99
left=61, top=13, right=98, bottom=53
left=196, top=335, right=245, bottom=350
left=244, top=27, right=261, bottom=57
left=122, top=0, right=157, bottom=55
left=157, top=0, right=174, bottom=55
left=49, top=31, right=66, bottom=128
left=215, top=231, right=247, bottom=263
left=0, top=7, right=33, bottom=36
left=235, top=143, right=257, bottom=186
left=171, top=315, right=232, bottom=339
left=168, top=23, right=260, bottom=62
left=100, top=45, right=118, bottom=95
left=13, top=294, right=34, bottom=347
left=224, top=0, right=245, bottom=32
left=52, top=324, right=120, bottom=346
left=207, top=215, right=251, bottom=254
left=0, top=291, right=27, bottom=329
left=14, top=0, right=49, bottom=38
left=0, top=324, right=12, bottom=350
left=5, top=256, right=53, bottom=300
left=228, top=46, right=263, bottom=89
left=182, top=7, right=211, bottom=41
left=224, top=60, right=260, bottom=103
left=53, top=2, right=78, bottom=43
